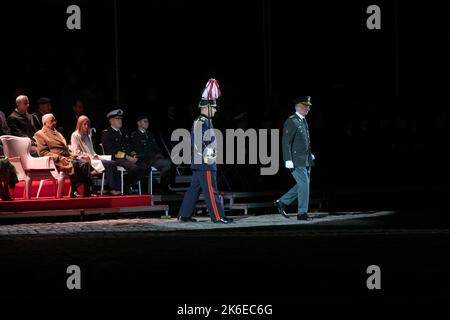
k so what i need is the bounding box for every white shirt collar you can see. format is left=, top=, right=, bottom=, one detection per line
left=111, top=127, right=120, bottom=132
left=295, top=111, right=305, bottom=120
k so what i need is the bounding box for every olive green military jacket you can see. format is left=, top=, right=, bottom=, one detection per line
left=282, top=113, right=314, bottom=168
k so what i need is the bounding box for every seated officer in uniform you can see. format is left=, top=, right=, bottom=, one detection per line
left=101, top=109, right=149, bottom=193
left=131, top=115, right=172, bottom=193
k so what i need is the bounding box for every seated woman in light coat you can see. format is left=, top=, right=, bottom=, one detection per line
left=71, top=115, right=122, bottom=195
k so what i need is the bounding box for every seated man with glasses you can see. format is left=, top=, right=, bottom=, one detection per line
left=35, top=113, right=93, bottom=198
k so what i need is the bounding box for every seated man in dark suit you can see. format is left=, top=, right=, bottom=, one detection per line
left=131, top=115, right=172, bottom=193
left=101, top=109, right=149, bottom=194
left=7, top=95, right=38, bottom=156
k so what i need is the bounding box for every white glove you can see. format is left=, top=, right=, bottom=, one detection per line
left=203, top=147, right=216, bottom=164
left=285, top=160, right=294, bottom=169
left=311, top=154, right=315, bottom=160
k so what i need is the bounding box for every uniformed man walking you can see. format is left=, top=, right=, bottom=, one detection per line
left=177, top=99, right=234, bottom=223
left=274, top=96, right=315, bottom=220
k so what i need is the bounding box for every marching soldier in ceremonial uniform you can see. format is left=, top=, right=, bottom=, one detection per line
left=177, top=99, right=234, bottom=223
left=274, top=96, right=315, bottom=220
left=101, top=109, right=149, bottom=194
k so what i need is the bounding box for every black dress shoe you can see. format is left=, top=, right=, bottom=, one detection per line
left=70, top=191, right=83, bottom=198
left=274, top=199, right=289, bottom=218
left=213, top=216, right=234, bottom=224
left=297, top=213, right=312, bottom=221
left=178, top=216, right=197, bottom=222
left=127, top=187, right=139, bottom=195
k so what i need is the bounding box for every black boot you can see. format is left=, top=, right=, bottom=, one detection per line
left=178, top=216, right=197, bottom=222
left=83, top=182, right=92, bottom=197
left=297, top=213, right=312, bottom=221
left=274, top=199, right=289, bottom=218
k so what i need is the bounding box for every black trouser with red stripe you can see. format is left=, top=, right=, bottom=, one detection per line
left=178, top=170, right=224, bottom=221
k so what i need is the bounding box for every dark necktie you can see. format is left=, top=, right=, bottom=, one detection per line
left=303, top=118, right=310, bottom=144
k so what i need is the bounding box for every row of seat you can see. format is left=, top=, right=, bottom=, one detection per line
left=0, top=135, right=160, bottom=200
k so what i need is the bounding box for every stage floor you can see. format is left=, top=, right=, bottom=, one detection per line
left=0, top=211, right=395, bottom=235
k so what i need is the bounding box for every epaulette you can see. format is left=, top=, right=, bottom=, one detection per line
left=195, top=115, right=207, bottom=123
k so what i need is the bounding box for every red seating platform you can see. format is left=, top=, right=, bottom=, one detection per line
left=0, top=194, right=152, bottom=212
left=9, top=179, right=72, bottom=199
left=0, top=179, right=168, bottom=219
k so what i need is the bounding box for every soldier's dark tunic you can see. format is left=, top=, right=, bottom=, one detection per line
left=178, top=114, right=225, bottom=221
left=282, top=113, right=314, bottom=168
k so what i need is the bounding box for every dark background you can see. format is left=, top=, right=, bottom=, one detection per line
left=0, top=0, right=448, bottom=211
left=0, top=1, right=449, bottom=307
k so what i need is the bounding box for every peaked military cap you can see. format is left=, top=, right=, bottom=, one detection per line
left=106, top=109, right=124, bottom=119
left=37, top=97, right=52, bottom=104
left=136, top=114, right=148, bottom=122
left=293, top=96, right=312, bottom=106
